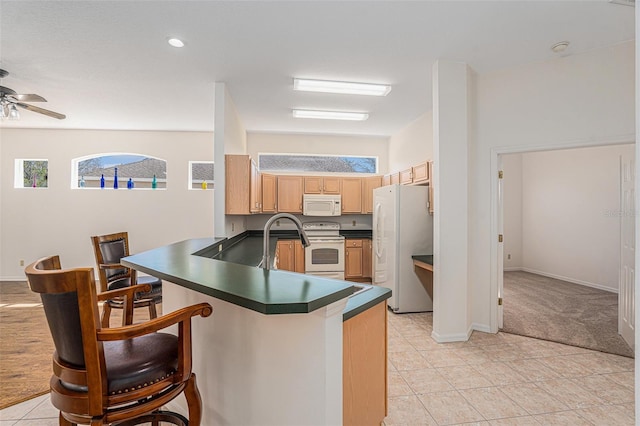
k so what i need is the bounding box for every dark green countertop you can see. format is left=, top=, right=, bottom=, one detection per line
left=122, top=236, right=390, bottom=318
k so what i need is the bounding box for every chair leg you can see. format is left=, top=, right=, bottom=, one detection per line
left=58, top=412, right=74, bottom=425
left=184, top=373, right=203, bottom=426
left=148, top=301, right=158, bottom=320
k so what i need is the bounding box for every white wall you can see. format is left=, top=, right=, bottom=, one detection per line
left=247, top=132, right=389, bottom=174
left=388, top=111, right=433, bottom=173
left=471, top=41, right=635, bottom=330
left=0, top=128, right=214, bottom=280
left=502, top=153, right=522, bottom=269
left=503, top=145, right=634, bottom=292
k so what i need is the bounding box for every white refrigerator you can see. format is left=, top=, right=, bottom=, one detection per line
left=373, top=185, right=433, bottom=313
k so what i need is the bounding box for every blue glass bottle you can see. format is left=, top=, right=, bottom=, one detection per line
left=100, top=174, right=105, bottom=189
left=79, top=176, right=86, bottom=188
left=113, top=167, right=118, bottom=189
left=127, top=178, right=134, bottom=189
left=152, top=174, right=157, bottom=189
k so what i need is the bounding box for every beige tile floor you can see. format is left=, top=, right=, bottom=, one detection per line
left=0, top=311, right=635, bottom=425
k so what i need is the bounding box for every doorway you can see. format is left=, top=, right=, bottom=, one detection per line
left=494, top=143, right=635, bottom=355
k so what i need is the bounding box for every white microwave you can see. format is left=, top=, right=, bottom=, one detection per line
left=303, top=194, right=342, bottom=216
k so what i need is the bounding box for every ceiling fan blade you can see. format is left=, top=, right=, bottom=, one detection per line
left=16, top=102, right=66, bottom=120
left=0, top=85, right=17, bottom=96
left=11, top=94, right=47, bottom=102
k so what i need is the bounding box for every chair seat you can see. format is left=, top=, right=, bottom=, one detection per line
left=104, top=332, right=178, bottom=394
left=107, top=276, right=162, bottom=303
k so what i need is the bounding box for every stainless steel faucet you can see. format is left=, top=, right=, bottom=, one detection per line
left=260, top=213, right=310, bottom=270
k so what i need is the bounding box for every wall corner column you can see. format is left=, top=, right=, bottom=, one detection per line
left=432, top=60, right=472, bottom=342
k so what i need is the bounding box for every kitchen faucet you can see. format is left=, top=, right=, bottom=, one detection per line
left=259, top=213, right=310, bottom=270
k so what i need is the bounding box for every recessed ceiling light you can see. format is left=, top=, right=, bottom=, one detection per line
left=551, top=41, right=570, bottom=53
left=293, top=78, right=391, bottom=96
left=167, top=38, right=185, bottom=48
left=292, top=109, right=369, bottom=121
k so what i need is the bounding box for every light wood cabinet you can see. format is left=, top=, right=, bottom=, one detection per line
left=275, top=239, right=305, bottom=273
left=362, top=176, right=382, bottom=214
left=341, top=178, right=362, bottom=214
left=304, top=176, right=340, bottom=194
left=345, top=239, right=363, bottom=280
left=261, top=174, right=277, bottom=213
left=412, top=161, right=429, bottom=184
left=399, top=168, right=413, bottom=185
left=390, top=172, right=400, bottom=185
left=363, top=238, right=372, bottom=280
left=428, top=160, right=434, bottom=215
left=277, top=176, right=303, bottom=213
left=250, top=159, right=262, bottom=213
left=225, top=155, right=251, bottom=215
left=381, top=174, right=391, bottom=186
left=343, top=301, right=387, bottom=426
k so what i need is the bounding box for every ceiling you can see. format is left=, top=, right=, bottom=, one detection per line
left=0, top=1, right=634, bottom=137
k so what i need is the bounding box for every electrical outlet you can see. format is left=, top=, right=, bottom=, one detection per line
left=218, top=244, right=223, bottom=253
left=507, top=254, right=511, bottom=260
left=232, top=222, right=235, bottom=232
left=352, top=220, right=356, bottom=226
left=19, top=259, right=24, bottom=266
left=276, top=220, right=280, bottom=226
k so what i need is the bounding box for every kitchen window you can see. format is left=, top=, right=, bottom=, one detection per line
left=258, top=153, right=377, bottom=174
left=72, top=153, right=167, bottom=189
left=189, top=161, right=214, bottom=190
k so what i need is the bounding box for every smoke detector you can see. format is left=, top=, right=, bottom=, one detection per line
left=551, top=41, right=570, bottom=53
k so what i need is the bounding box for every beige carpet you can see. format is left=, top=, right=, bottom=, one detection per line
left=0, top=281, right=161, bottom=409
left=502, top=271, right=634, bottom=358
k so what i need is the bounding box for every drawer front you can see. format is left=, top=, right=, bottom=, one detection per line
left=346, top=239, right=363, bottom=248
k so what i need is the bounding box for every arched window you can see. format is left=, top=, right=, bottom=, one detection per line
left=72, top=153, right=167, bottom=189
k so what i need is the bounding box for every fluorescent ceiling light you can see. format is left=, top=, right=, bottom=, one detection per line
left=292, top=109, right=369, bottom=121
left=293, top=78, right=391, bottom=96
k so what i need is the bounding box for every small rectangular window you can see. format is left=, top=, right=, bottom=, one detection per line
left=189, top=161, right=214, bottom=190
left=15, top=159, right=48, bottom=188
left=258, top=154, right=377, bottom=174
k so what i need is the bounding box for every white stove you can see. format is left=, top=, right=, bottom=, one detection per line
left=302, top=222, right=345, bottom=280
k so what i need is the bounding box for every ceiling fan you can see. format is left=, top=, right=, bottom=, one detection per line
left=0, top=69, right=66, bottom=120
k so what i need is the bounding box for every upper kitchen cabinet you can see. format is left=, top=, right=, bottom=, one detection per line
left=390, top=172, right=400, bottom=185
left=262, top=173, right=277, bottom=213
left=381, top=174, right=391, bottom=186
left=277, top=176, right=304, bottom=213
left=362, top=176, right=382, bottom=214
left=225, top=154, right=252, bottom=215
left=399, top=168, right=413, bottom=185
left=341, top=178, right=363, bottom=214
left=411, top=161, right=429, bottom=185
left=250, top=159, right=262, bottom=214
left=304, top=176, right=341, bottom=194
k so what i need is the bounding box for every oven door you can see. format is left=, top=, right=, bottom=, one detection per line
left=304, top=238, right=345, bottom=273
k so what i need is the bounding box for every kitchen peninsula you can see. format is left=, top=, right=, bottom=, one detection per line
left=122, top=237, right=391, bottom=426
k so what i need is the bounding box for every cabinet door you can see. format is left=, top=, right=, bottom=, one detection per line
left=341, top=178, right=362, bottom=214
left=304, top=176, right=323, bottom=194
left=323, top=177, right=341, bottom=194
left=250, top=160, right=262, bottom=214
left=294, top=240, right=305, bottom=273
left=262, top=174, right=277, bottom=213
left=277, top=176, right=303, bottom=213
left=412, top=161, right=429, bottom=184
left=399, top=168, right=413, bottom=185
left=276, top=240, right=295, bottom=272
left=428, top=161, right=434, bottom=214
left=390, top=172, right=400, bottom=185
left=381, top=174, right=391, bottom=186
left=345, top=239, right=363, bottom=280
left=362, top=239, right=372, bottom=280
left=225, top=155, right=251, bottom=215
left=362, top=176, right=382, bottom=214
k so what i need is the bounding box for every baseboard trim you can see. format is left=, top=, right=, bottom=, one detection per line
left=471, top=322, right=492, bottom=333
left=431, top=327, right=473, bottom=343
left=503, top=267, right=521, bottom=272
left=511, top=267, right=618, bottom=294
left=0, top=277, right=27, bottom=282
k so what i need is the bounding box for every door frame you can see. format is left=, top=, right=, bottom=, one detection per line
left=489, top=134, right=635, bottom=333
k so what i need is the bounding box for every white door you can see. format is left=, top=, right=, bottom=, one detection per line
left=619, top=154, right=635, bottom=350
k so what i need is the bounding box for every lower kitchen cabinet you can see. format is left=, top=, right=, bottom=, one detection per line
left=343, top=301, right=388, bottom=425
left=345, top=238, right=372, bottom=283
left=275, top=239, right=305, bottom=273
